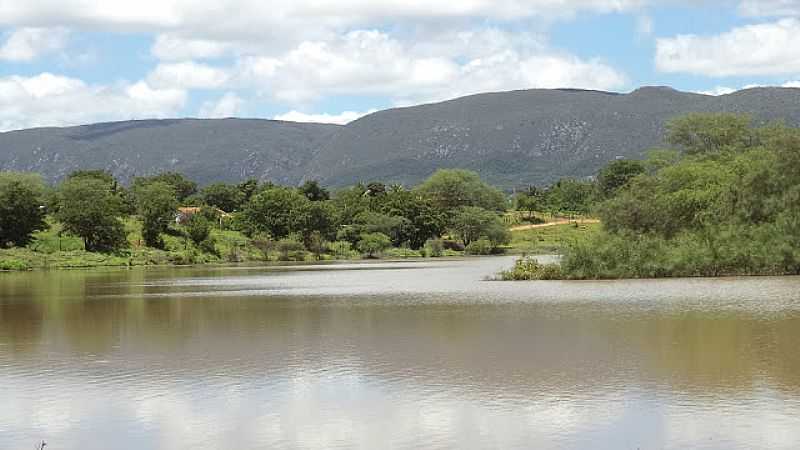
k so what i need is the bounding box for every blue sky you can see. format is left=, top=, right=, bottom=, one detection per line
left=0, top=0, right=799, bottom=130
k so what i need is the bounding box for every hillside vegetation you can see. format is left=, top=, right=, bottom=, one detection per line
left=3, top=87, right=800, bottom=189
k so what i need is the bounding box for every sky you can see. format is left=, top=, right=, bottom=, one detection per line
left=0, top=0, right=799, bottom=131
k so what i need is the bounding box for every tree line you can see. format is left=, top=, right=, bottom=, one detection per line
left=1, top=167, right=539, bottom=260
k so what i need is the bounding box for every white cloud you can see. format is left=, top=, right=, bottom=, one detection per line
left=236, top=28, right=626, bottom=105
left=151, top=34, right=233, bottom=60
left=0, top=73, right=186, bottom=131
left=738, top=0, right=800, bottom=17
left=147, top=61, right=229, bottom=89
left=0, top=27, right=69, bottom=61
left=198, top=92, right=245, bottom=118
left=696, top=86, right=736, bottom=96
left=274, top=109, right=376, bottom=125
left=656, top=18, right=800, bottom=76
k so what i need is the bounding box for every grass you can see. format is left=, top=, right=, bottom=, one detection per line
left=509, top=222, right=601, bottom=255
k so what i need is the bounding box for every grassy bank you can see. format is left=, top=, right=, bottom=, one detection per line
left=508, top=221, right=601, bottom=255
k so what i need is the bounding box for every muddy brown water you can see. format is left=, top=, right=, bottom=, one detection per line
left=1, top=257, right=799, bottom=449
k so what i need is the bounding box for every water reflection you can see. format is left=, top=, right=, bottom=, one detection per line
left=1, top=258, right=800, bottom=449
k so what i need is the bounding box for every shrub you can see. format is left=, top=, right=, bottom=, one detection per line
left=185, top=214, right=211, bottom=245
left=465, top=238, right=493, bottom=255
left=424, top=238, right=445, bottom=257
left=328, top=240, right=354, bottom=259
left=498, top=257, right=563, bottom=280
left=357, top=232, right=391, bottom=258
left=0, top=258, right=31, bottom=271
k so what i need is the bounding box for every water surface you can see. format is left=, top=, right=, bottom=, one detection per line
left=2, top=257, right=800, bottom=449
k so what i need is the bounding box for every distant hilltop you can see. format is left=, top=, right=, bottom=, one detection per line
left=2, top=86, right=800, bottom=189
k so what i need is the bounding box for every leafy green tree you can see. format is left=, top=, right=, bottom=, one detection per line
left=298, top=200, right=338, bottom=244
left=416, top=169, right=507, bottom=212
left=331, top=184, right=371, bottom=225
left=300, top=180, right=330, bottom=201
left=133, top=172, right=197, bottom=202
left=184, top=214, right=211, bottom=245
left=0, top=172, right=48, bottom=247
left=135, top=181, right=178, bottom=248
left=353, top=211, right=410, bottom=246
left=201, top=183, right=244, bottom=212
left=449, top=206, right=507, bottom=247
left=237, top=178, right=260, bottom=203
left=378, top=189, right=446, bottom=249
left=597, top=159, right=646, bottom=198
left=666, top=113, right=755, bottom=155
left=56, top=177, right=127, bottom=252
left=515, top=186, right=545, bottom=221
left=357, top=232, right=391, bottom=258
left=242, top=186, right=310, bottom=239
left=544, top=178, right=595, bottom=215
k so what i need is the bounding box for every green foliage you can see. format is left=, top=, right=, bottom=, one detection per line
left=510, top=222, right=601, bottom=254
left=498, top=257, right=563, bottom=280
left=185, top=214, right=212, bottom=245
left=543, top=178, right=595, bottom=215
left=242, top=186, right=310, bottom=239
left=465, top=238, right=493, bottom=255
left=0, top=172, right=48, bottom=247
left=597, top=159, right=646, bottom=198
left=552, top=114, right=800, bottom=279
left=514, top=186, right=545, bottom=220
left=133, top=172, right=197, bottom=202
left=424, top=238, right=445, bottom=257
left=357, top=232, right=392, bottom=258
left=416, top=169, right=507, bottom=212
left=300, top=180, right=330, bottom=201
left=134, top=181, right=178, bottom=249
left=449, top=206, right=509, bottom=249
left=328, top=240, right=355, bottom=259
left=0, top=258, right=31, bottom=271
left=276, top=237, right=306, bottom=261
left=55, top=176, right=127, bottom=252
left=201, top=183, right=244, bottom=212
left=666, top=113, right=755, bottom=155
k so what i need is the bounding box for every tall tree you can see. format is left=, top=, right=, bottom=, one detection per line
left=0, top=172, right=48, bottom=247
left=416, top=169, right=507, bottom=212
left=56, top=177, right=127, bottom=252
left=134, top=181, right=178, bottom=248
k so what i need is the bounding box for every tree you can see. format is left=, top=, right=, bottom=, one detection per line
left=416, top=169, right=507, bottom=212
left=300, top=180, right=330, bottom=201
left=357, top=232, right=391, bottom=258
left=184, top=214, right=211, bottom=245
left=201, top=183, right=244, bottom=212
left=544, top=178, right=595, bottom=215
left=515, top=186, right=544, bottom=221
left=133, top=172, right=197, bottom=202
left=242, top=186, right=309, bottom=239
left=353, top=211, right=410, bottom=246
left=597, top=159, right=646, bottom=198
left=56, top=177, right=127, bottom=252
left=0, top=172, right=48, bottom=247
left=134, top=181, right=178, bottom=248
left=298, top=201, right=338, bottom=245
left=449, top=206, right=507, bottom=247
left=666, top=113, right=755, bottom=155
left=379, top=189, right=446, bottom=249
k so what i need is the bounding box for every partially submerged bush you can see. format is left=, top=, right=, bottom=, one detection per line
left=498, top=257, right=563, bottom=280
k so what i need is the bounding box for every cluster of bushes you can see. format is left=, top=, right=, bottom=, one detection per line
left=505, top=113, right=800, bottom=280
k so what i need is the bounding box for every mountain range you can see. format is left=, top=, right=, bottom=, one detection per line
left=2, top=86, right=800, bottom=189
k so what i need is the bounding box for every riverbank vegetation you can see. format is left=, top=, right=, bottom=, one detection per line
left=502, top=113, right=800, bottom=280
left=4, top=166, right=577, bottom=270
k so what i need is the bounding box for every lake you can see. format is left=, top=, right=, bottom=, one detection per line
left=1, top=257, right=800, bottom=449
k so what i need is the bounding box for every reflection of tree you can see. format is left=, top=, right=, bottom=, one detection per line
left=0, top=301, right=43, bottom=353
